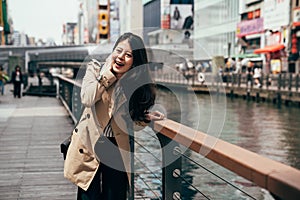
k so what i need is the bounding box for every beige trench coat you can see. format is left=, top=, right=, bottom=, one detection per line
left=64, top=59, right=146, bottom=191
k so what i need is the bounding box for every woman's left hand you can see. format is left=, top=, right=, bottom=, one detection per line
left=146, top=111, right=165, bottom=121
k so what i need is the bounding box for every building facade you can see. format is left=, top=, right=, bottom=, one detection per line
left=289, top=0, right=300, bottom=73
left=193, top=0, right=239, bottom=60
left=119, top=0, right=143, bottom=37
left=257, top=0, right=289, bottom=74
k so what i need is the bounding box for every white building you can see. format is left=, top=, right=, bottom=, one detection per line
left=193, top=0, right=240, bottom=60
left=12, top=31, right=28, bottom=46
left=118, top=0, right=143, bottom=37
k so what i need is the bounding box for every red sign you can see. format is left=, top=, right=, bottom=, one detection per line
left=161, top=14, right=170, bottom=29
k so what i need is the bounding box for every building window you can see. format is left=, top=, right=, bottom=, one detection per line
left=254, top=9, right=260, bottom=18
left=247, top=12, right=253, bottom=19
left=241, top=13, right=248, bottom=21
left=170, top=0, right=193, bottom=4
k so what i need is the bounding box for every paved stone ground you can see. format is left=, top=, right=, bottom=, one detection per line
left=0, top=83, right=77, bottom=199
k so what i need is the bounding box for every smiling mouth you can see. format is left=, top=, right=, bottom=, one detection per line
left=114, top=59, right=124, bottom=67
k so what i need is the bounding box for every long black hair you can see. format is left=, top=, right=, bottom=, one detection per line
left=113, top=32, right=156, bottom=123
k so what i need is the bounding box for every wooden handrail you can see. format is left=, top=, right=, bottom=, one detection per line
left=153, top=119, right=300, bottom=200
left=52, top=74, right=82, bottom=88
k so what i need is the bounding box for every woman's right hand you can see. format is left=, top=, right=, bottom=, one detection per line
left=145, top=111, right=165, bottom=121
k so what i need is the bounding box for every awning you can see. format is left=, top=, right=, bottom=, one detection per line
left=254, top=44, right=285, bottom=54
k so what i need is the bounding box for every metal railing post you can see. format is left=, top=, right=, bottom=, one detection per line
left=296, top=73, right=299, bottom=92
left=73, top=85, right=82, bottom=121
left=156, top=132, right=182, bottom=200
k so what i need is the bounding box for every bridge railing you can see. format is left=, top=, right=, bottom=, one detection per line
left=152, top=71, right=300, bottom=92
left=54, top=74, right=300, bottom=200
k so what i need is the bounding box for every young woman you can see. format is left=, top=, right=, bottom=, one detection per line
left=64, top=32, right=164, bottom=199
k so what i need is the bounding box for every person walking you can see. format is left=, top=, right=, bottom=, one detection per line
left=64, top=32, right=164, bottom=200
left=11, top=65, right=23, bottom=98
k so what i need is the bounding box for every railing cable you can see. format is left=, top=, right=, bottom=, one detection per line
left=178, top=149, right=257, bottom=200
left=134, top=139, right=161, bottom=162
left=134, top=186, right=148, bottom=200
left=135, top=155, right=162, bottom=183
left=135, top=173, right=162, bottom=200
left=173, top=170, right=211, bottom=200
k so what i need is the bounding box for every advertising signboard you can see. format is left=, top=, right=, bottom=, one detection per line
left=236, top=18, right=264, bottom=37
left=271, top=59, right=281, bottom=73
left=162, top=0, right=194, bottom=30
left=170, top=4, right=193, bottom=30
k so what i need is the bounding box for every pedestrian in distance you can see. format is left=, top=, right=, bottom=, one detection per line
left=246, top=61, right=254, bottom=87
left=234, top=58, right=242, bottom=74
left=11, top=65, right=23, bottom=98
left=64, top=32, right=165, bottom=200
left=253, top=67, right=262, bottom=88
left=0, top=66, right=8, bottom=95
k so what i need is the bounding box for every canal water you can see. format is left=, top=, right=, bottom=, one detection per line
left=134, top=86, right=300, bottom=200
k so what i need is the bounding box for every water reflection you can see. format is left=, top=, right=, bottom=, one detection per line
left=223, top=99, right=300, bottom=169
left=151, top=87, right=300, bottom=199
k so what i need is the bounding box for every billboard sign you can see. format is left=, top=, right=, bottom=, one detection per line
left=236, top=18, right=264, bottom=37
left=170, top=4, right=193, bottom=30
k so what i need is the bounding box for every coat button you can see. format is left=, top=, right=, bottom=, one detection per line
left=79, top=149, right=84, bottom=154
left=87, top=113, right=90, bottom=118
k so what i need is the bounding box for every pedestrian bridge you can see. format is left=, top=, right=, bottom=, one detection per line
left=1, top=75, right=300, bottom=199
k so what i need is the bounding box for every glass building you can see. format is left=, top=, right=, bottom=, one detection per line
left=193, top=0, right=239, bottom=60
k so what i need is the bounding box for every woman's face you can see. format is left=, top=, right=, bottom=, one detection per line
left=111, top=39, right=133, bottom=78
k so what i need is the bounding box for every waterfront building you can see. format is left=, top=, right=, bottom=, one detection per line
left=289, top=0, right=300, bottom=73
left=250, top=0, right=291, bottom=74
left=143, top=0, right=238, bottom=71
left=193, top=0, right=239, bottom=61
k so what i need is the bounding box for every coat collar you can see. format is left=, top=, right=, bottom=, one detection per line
left=112, top=85, right=127, bottom=113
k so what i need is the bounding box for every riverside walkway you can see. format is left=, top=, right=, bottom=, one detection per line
left=1, top=78, right=300, bottom=199
left=0, top=84, right=77, bottom=199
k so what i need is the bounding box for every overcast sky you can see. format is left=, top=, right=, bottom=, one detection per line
left=8, top=0, right=79, bottom=44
